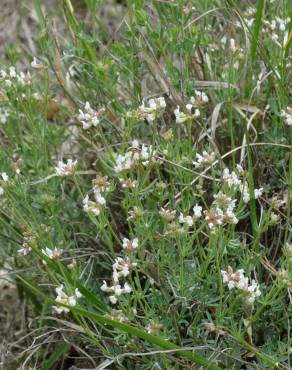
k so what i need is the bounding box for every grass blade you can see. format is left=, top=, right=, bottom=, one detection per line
left=251, top=0, right=265, bottom=61
left=41, top=342, right=70, bottom=370
left=71, top=306, right=222, bottom=369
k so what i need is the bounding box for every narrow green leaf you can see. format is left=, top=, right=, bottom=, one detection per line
left=251, top=0, right=265, bottom=61
left=17, top=277, right=221, bottom=369
left=71, top=306, right=222, bottom=369
left=32, top=0, right=47, bottom=29
left=41, top=342, right=70, bottom=370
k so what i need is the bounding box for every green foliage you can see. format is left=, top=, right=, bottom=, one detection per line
left=0, top=0, right=291, bottom=369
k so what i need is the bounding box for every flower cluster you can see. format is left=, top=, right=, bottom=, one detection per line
left=222, top=167, right=242, bottom=188
left=18, top=232, right=37, bottom=256
left=42, top=247, right=63, bottom=260
left=114, top=140, right=155, bottom=173
left=281, top=107, right=292, bottom=127
left=92, top=175, right=111, bottom=193
left=269, top=17, right=290, bottom=32
left=106, top=309, right=128, bottom=323
left=222, top=167, right=263, bottom=203
left=146, top=321, right=163, bottom=334
left=191, top=90, right=209, bottom=105
left=240, top=183, right=263, bottom=204
left=53, top=284, right=82, bottom=314
left=101, top=257, right=136, bottom=304
left=193, top=151, right=216, bottom=168
left=78, top=102, right=105, bottom=130
left=83, top=194, right=104, bottom=216
left=0, top=108, right=9, bottom=124
left=128, top=206, right=144, bottom=220
left=122, top=237, right=139, bottom=251
left=83, top=176, right=110, bottom=216
left=159, top=161, right=263, bottom=232
left=179, top=204, right=203, bottom=228
left=55, top=159, right=77, bottom=176
left=221, top=266, right=261, bottom=305
left=0, top=66, right=31, bottom=87
left=119, top=178, right=138, bottom=189
left=101, top=238, right=138, bottom=304
left=159, top=205, right=202, bottom=236
left=240, top=7, right=290, bottom=47
left=137, top=96, right=166, bottom=123
left=204, top=191, right=238, bottom=227
left=174, top=91, right=208, bottom=123
left=159, top=208, right=176, bottom=222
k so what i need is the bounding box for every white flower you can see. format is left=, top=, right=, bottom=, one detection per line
left=54, top=284, right=82, bottom=314
left=270, top=212, right=280, bottom=223
left=94, top=190, right=106, bottom=205
left=9, top=67, right=16, bottom=78
left=102, top=279, right=132, bottom=304
left=101, top=280, right=109, bottom=292
left=236, top=164, right=244, bottom=174
left=194, top=108, right=200, bottom=117
left=67, top=296, right=77, bottom=306
left=0, top=108, right=9, bottom=124
left=42, top=247, right=62, bottom=260
left=1, top=172, right=8, bottom=182
left=83, top=194, right=102, bottom=216
left=109, top=295, right=117, bottom=304
left=254, top=188, right=263, bottom=199
left=224, top=208, right=238, bottom=224
left=78, top=102, right=104, bottom=129
left=229, top=38, right=236, bottom=52
left=122, top=238, right=139, bottom=251
left=55, top=159, right=77, bottom=176
left=119, top=178, right=138, bottom=189
left=138, top=97, right=166, bottom=123
left=270, top=20, right=277, bottom=30
left=31, top=57, right=44, bottom=69
left=92, top=175, right=111, bottom=193
left=141, top=144, right=150, bottom=160
left=240, top=183, right=263, bottom=203
left=114, top=142, right=155, bottom=173
left=204, top=207, right=224, bottom=229
left=280, top=107, right=292, bottom=126
left=221, top=267, right=261, bottom=305
left=112, top=270, right=119, bottom=283
left=53, top=305, right=69, bottom=314
left=18, top=243, right=31, bottom=255
left=0, top=187, right=4, bottom=195
left=191, top=91, right=209, bottom=104
left=193, top=204, right=202, bottom=218
left=123, top=282, right=132, bottom=294
left=193, top=151, right=215, bottom=168
left=186, top=103, right=193, bottom=112
left=222, top=168, right=241, bottom=187
left=246, top=18, right=254, bottom=27
left=132, top=139, right=139, bottom=148
left=174, top=106, right=189, bottom=123
left=179, top=213, right=193, bottom=227
left=159, top=208, right=176, bottom=222
left=113, top=284, right=123, bottom=296
left=242, top=191, right=250, bottom=204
